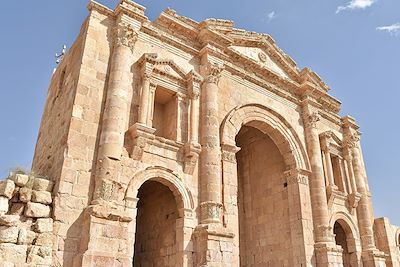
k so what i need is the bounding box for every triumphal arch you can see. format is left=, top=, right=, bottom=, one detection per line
left=17, top=0, right=399, bottom=266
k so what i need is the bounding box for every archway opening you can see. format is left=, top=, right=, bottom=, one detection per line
left=133, top=180, right=178, bottom=266
left=334, top=221, right=351, bottom=267
left=236, top=125, right=290, bottom=266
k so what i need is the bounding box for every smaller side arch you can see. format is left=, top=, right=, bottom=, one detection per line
left=125, top=166, right=194, bottom=211
left=330, top=212, right=360, bottom=240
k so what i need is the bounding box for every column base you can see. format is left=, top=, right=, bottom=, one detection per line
left=361, top=249, right=386, bottom=267
left=315, top=243, right=344, bottom=267
left=193, top=224, right=235, bottom=267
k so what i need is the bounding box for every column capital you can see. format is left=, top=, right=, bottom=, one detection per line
left=343, top=133, right=360, bottom=149
left=221, top=143, right=241, bottom=163
left=304, top=111, right=320, bottom=129
left=114, top=22, right=138, bottom=51
left=202, top=63, right=224, bottom=85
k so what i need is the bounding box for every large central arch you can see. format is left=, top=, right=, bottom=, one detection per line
left=221, top=104, right=310, bottom=171
left=220, top=104, right=313, bottom=266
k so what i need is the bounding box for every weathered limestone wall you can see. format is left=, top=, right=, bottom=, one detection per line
left=236, top=126, right=290, bottom=266
left=0, top=173, right=54, bottom=266
left=374, top=217, right=400, bottom=267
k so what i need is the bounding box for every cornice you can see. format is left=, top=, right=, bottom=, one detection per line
left=87, top=0, right=114, bottom=17
left=115, top=0, right=148, bottom=23
left=141, top=23, right=199, bottom=55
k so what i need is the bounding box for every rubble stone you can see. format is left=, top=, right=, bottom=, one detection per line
left=25, top=202, right=51, bottom=218
left=0, top=215, right=19, bottom=227
left=0, top=197, right=9, bottom=215
left=0, top=180, right=15, bottom=199
left=19, top=188, right=32, bottom=203
left=34, top=218, right=53, bottom=233
left=32, top=178, right=54, bottom=192
left=0, top=243, right=27, bottom=263
left=31, top=191, right=52, bottom=205
left=0, top=226, right=19, bottom=243
left=27, top=245, right=52, bottom=265
left=17, top=228, right=36, bottom=245
left=11, top=174, right=29, bottom=187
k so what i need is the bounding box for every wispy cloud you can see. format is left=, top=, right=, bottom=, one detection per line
left=336, top=0, right=376, bottom=14
left=376, top=23, right=400, bottom=36
left=266, top=11, right=276, bottom=23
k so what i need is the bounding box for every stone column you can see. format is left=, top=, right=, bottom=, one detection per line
left=344, top=148, right=357, bottom=194
left=301, top=99, right=338, bottom=266
left=301, top=100, right=334, bottom=244
left=321, top=141, right=336, bottom=190
left=138, top=70, right=152, bottom=126
left=93, top=21, right=137, bottom=206
left=347, top=135, right=376, bottom=250
left=189, top=91, right=200, bottom=144
left=183, top=72, right=202, bottom=175
left=342, top=116, right=386, bottom=266
left=199, top=63, right=224, bottom=225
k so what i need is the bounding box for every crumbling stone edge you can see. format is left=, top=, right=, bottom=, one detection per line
left=0, top=172, right=54, bottom=266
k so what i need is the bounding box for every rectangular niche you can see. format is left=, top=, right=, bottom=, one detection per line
left=152, top=87, right=177, bottom=140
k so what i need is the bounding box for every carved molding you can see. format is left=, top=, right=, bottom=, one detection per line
left=221, top=144, right=241, bottom=163
left=284, top=168, right=310, bottom=186
left=114, top=22, right=138, bottom=51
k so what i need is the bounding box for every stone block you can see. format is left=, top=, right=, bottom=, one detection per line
left=34, top=218, right=53, bottom=233
left=19, top=188, right=32, bottom=203
left=10, top=203, right=25, bottom=215
left=11, top=174, right=29, bottom=187
left=32, top=178, right=54, bottom=192
left=0, top=243, right=27, bottom=263
left=31, top=191, right=52, bottom=205
left=25, top=202, right=51, bottom=218
left=0, top=215, right=20, bottom=227
left=0, top=226, right=19, bottom=243
left=27, top=245, right=52, bottom=265
left=17, top=228, right=36, bottom=245
left=0, top=180, right=15, bottom=199
left=35, top=233, right=53, bottom=247
left=0, top=197, right=9, bottom=215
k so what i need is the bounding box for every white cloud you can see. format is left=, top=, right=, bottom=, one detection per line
left=336, top=0, right=376, bottom=13
left=267, top=11, right=276, bottom=22
left=376, top=23, right=400, bottom=36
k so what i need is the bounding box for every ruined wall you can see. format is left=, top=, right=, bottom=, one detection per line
left=0, top=173, right=54, bottom=266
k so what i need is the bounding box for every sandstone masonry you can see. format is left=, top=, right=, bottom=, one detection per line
left=12, top=0, right=399, bottom=266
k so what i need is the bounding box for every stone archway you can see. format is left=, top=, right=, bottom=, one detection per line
left=220, top=104, right=313, bottom=266
left=330, top=212, right=361, bottom=267
left=125, top=167, right=195, bottom=267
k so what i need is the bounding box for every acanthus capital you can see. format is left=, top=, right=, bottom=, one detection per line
left=114, top=22, right=138, bottom=51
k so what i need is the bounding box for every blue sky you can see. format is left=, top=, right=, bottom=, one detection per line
left=0, top=1, right=398, bottom=224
